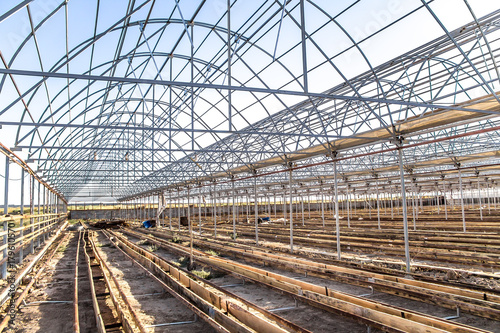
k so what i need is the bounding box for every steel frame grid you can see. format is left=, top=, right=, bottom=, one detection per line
left=0, top=1, right=498, bottom=203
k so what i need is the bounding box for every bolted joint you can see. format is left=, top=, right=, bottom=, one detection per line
left=390, top=136, right=405, bottom=147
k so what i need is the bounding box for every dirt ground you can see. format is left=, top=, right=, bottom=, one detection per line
left=5, top=232, right=80, bottom=333
left=94, top=232, right=217, bottom=332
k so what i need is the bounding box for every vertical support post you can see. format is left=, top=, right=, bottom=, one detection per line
left=441, top=176, right=448, bottom=220
left=289, top=167, right=293, bottom=253
left=321, top=183, right=325, bottom=228
left=458, top=168, right=466, bottom=232
left=169, top=191, right=172, bottom=230
left=156, top=193, right=161, bottom=228
left=37, top=183, right=41, bottom=248
left=232, top=178, right=236, bottom=240
left=486, top=179, right=491, bottom=215
left=390, top=182, right=394, bottom=219
left=198, top=192, right=202, bottom=235
left=411, top=179, right=416, bottom=230
left=299, top=0, right=308, bottom=92
left=282, top=190, right=286, bottom=224
left=436, top=186, right=440, bottom=214
left=213, top=183, right=217, bottom=237
left=476, top=173, right=483, bottom=221
left=353, top=190, right=357, bottom=217
left=375, top=176, right=381, bottom=230
left=30, top=176, right=34, bottom=254
left=254, top=173, right=259, bottom=246
left=398, top=146, right=411, bottom=273
left=187, top=187, right=193, bottom=267
left=308, top=190, right=311, bottom=219
left=346, top=184, right=351, bottom=228
left=227, top=0, right=232, bottom=131
left=333, top=160, right=341, bottom=260
left=301, top=195, right=304, bottom=226
left=246, top=191, right=249, bottom=221
left=19, top=169, right=25, bottom=263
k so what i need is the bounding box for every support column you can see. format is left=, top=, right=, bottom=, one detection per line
left=435, top=184, right=440, bottom=214
left=199, top=192, right=202, bottom=235
left=353, top=190, right=357, bottom=217
left=346, top=183, right=351, bottom=228
left=178, top=194, right=181, bottom=231
left=320, top=182, right=325, bottom=228
left=476, top=172, right=483, bottom=221
left=187, top=187, right=193, bottom=267
left=30, top=176, right=34, bottom=255
left=375, top=175, right=381, bottom=230
left=398, top=145, right=411, bottom=273
left=19, top=169, right=25, bottom=263
left=246, top=190, right=249, bottom=221
left=37, top=183, right=41, bottom=248
left=389, top=181, right=394, bottom=219
left=282, top=189, right=286, bottom=225
left=213, top=183, right=217, bottom=237
left=441, top=175, right=448, bottom=220
left=169, top=191, right=172, bottom=230
left=333, top=159, right=341, bottom=260
left=232, top=178, right=236, bottom=240
left=253, top=173, right=259, bottom=245
left=301, top=195, right=304, bottom=226
left=458, top=166, right=466, bottom=232
left=288, top=167, right=294, bottom=252
left=307, top=190, right=311, bottom=219
left=485, top=178, right=491, bottom=215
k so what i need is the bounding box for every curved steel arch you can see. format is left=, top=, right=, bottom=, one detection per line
left=0, top=0, right=499, bottom=202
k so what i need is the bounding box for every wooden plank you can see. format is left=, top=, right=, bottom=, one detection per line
left=227, top=302, right=289, bottom=333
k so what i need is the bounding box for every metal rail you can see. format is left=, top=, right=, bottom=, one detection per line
left=124, top=227, right=500, bottom=324
left=99, top=229, right=313, bottom=333
left=0, top=232, right=69, bottom=332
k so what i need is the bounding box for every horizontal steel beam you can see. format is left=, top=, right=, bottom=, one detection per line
left=0, top=121, right=342, bottom=139
left=19, top=145, right=300, bottom=155
left=0, top=68, right=494, bottom=113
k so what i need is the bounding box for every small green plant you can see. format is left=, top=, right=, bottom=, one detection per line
left=96, top=242, right=111, bottom=247
left=57, top=245, right=67, bottom=253
left=177, top=256, right=189, bottom=267
left=137, top=239, right=150, bottom=246
left=171, top=234, right=182, bottom=243
left=148, top=244, right=159, bottom=252
left=205, top=249, right=219, bottom=257
left=231, top=233, right=238, bottom=240
left=192, top=269, right=210, bottom=279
